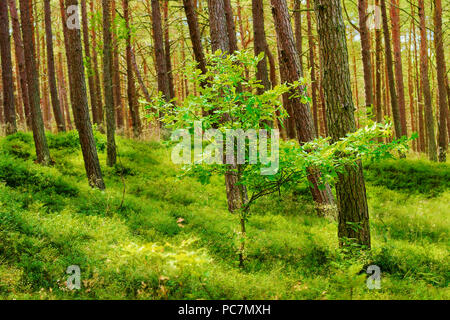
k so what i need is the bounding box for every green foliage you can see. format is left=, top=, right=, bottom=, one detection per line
left=0, top=131, right=447, bottom=299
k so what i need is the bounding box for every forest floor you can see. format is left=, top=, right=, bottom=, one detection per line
left=0, top=131, right=448, bottom=300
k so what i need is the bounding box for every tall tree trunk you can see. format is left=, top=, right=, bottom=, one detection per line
left=306, top=0, right=318, bottom=135
left=412, top=6, right=425, bottom=153
left=19, top=0, right=51, bottom=165
left=90, top=0, right=103, bottom=126
left=8, top=0, right=31, bottom=130
left=163, top=0, right=175, bottom=100
left=103, top=0, right=117, bottom=166
left=183, top=0, right=207, bottom=78
left=81, top=0, right=99, bottom=129
left=434, top=0, right=448, bottom=162
left=0, top=0, right=18, bottom=135
left=418, top=0, right=437, bottom=161
left=380, top=0, right=402, bottom=140
left=357, top=0, right=374, bottom=115
left=124, top=0, right=142, bottom=138
left=293, top=0, right=303, bottom=70
left=207, top=0, right=247, bottom=214
left=111, top=0, right=124, bottom=130
left=63, top=0, right=106, bottom=189
left=44, top=0, right=65, bottom=132
left=151, top=0, right=171, bottom=101
left=271, top=0, right=336, bottom=218
left=223, top=0, right=239, bottom=53
left=57, top=50, right=73, bottom=130
left=374, top=0, right=383, bottom=130
left=390, top=0, right=407, bottom=135
left=313, top=0, right=371, bottom=247
left=252, top=0, right=271, bottom=93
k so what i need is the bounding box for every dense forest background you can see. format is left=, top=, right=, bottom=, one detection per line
left=0, top=0, right=448, bottom=300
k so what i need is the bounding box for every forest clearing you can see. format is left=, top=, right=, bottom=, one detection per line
left=0, top=0, right=448, bottom=302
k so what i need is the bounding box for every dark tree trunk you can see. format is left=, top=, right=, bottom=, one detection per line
left=252, top=0, right=271, bottom=93
left=8, top=0, right=31, bottom=130
left=183, top=0, right=207, bottom=77
left=271, top=0, right=336, bottom=218
left=313, top=0, right=371, bottom=247
left=44, top=0, right=65, bottom=132
left=418, top=0, right=437, bottom=161
left=0, top=0, right=17, bottom=135
left=123, top=0, right=142, bottom=138
left=223, top=0, right=239, bottom=52
left=357, top=0, right=374, bottom=114
left=380, top=0, right=402, bottom=140
left=151, top=0, right=171, bottom=101
left=103, top=0, right=117, bottom=166
left=19, top=0, right=51, bottom=165
left=81, top=0, right=99, bottom=130
left=63, top=0, right=106, bottom=189
left=434, top=0, right=448, bottom=162
left=163, top=0, right=175, bottom=100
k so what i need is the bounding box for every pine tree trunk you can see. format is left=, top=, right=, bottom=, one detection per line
left=19, top=0, right=51, bottom=164
left=111, top=0, right=124, bottom=130
left=313, top=0, right=371, bottom=247
left=123, top=0, right=142, bottom=138
left=103, top=0, right=117, bottom=166
left=293, top=0, right=303, bottom=70
left=357, top=0, right=374, bottom=113
left=44, top=0, right=65, bottom=132
left=183, top=0, right=207, bottom=77
left=207, top=0, right=247, bottom=214
left=151, top=0, right=171, bottom=102
left=252, top=0, right=271, bottom=93
left=8, top=0, right=31, bottom=130
left=223, top=0, right=239, bottom=53
left=390, top=0, right=407, bottom=136
left=306, top=0, right=319, bottom=136
left=163, top=0, right=175, bottom=100
left=63, top=0, right=106, bottom=189
left=374, top=0, right=383, bottom=129
left=433, top=0, right=448, bottom=162
left=0, top=0, right=18, bottom=135
left=81, top=0, right=99, bottom=130
left=90, top=0, right=103, bottom=126
left=418, top=0, right=437, bottom=161
left=380, top=0, right=402, bottom=140
left=271, top=0, right=336, bottom=218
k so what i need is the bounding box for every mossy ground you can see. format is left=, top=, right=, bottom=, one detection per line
left=0, top=131, right=448, bottom=299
